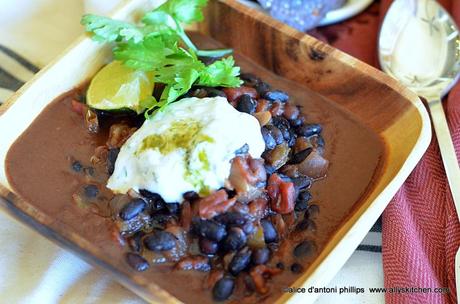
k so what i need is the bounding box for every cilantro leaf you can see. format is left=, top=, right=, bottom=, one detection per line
left=146, top=48, right=205, bottom=115
left=142, top=4, right=232, bottom=58
left=81, top=14, right=145, bottom=43
left=155, top=0, right=208, bottom=24
left=114, top=34, right=178, bottom=71
left=198, top=57, right=242, bottom=87
left=81, top=0, right=243, bottom=117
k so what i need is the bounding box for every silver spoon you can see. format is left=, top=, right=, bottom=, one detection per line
left=379, top=0, right=460, bottom=299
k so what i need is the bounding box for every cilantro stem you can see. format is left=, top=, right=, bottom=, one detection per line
left=180, top=31, right=199, bottom=51
left=196, top=49, right=233, bottom=58
left=173, top=19, right=232, bottom=58
left=174, top=19, right=199, bottom=51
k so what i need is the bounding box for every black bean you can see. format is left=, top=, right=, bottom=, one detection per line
left=215, top=212, right=249, bottom=226
left=236, top=94, right=257, bottom=114
left=261, top=127, right=276, bottom=150
left=205, top=87, right=226, bottom=98
left=128, top=232, right=143, bottom=253
left=290, top=117, right=303, bottom=128
left=222, top=227, right=247, bottom=252
left=235, top=143, right=250, bottom=155
left=251, top=247, right=270, bottom=265
left=271, top=117, right=291, bottom=143
left=240, top=73, right=260, bottom=87
left=292, top=176, right=312, bottom=191
left=296, top=124, right=322, bottom=137
left=272, top=116, right=290, bottom=131
left=165, top=203, right=180, bottom=214
left=295, top=190, right=311, bottom=212
left=223, top=188, right=237, bottom=199
left=276, top=262, right=285, bottom=270
left=290, top=148, right=313, bottom=164
left=139, top=189, right=161, bottom=200
left=241, top=221, right=256, bottom=235
left=200, top=238, right=219, bottom=255
left=143, top=231, right=176, bottom=251
left=279, top=125, right=291, bottom=142
left=183, top=191, right=200, bottom=201
left=192, top=218, right=227, bottom=242
left=139, top=190, right=166, bottom=211
left=266, top=125, right=284, bottom=145
left=296, top=219, right=316, bottom=231
left=298, top=190, right=312, bottom=202
left=229, top=249, right=252, bottom=275
left=213, top=277, right=235, bottom=301
left=119, top=198, right=146, bottom=221
left=273, top=131, right=285, bottom=145
left=83, top=184, right=99, bottom=198
left=294, top=200, right=308, bottom=212
left=260, top=219, right=278, bottom=243
left=306, top=204, right=320, bottom=219
left=263, top=90, right=289, bottom=103
left=293, top=240, right=316, bottom=258
left=287, top=129, right=297, bottom=147
left=125, top=252, right=149, bottom=272
left=290, top=262, right=304, bottom=274
left=255, top=81, right=271, bottom=95
left=71, top=161, right=83, bottom=172
left=151, top=214, right=173, bottom=229
left=311, top=135, right=325, bottom=148
left=94, top=109, right=140, bottom=129
left=107, top=148, right=120, bottom=175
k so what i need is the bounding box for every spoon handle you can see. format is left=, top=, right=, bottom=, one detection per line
left=428, top=99, right=460, bottom=216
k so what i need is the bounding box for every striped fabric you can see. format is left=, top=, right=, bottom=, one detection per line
left=0, top=45, right=39, bottom=104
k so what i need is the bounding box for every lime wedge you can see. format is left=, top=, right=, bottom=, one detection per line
left=87, top=61, right=155, bottom=113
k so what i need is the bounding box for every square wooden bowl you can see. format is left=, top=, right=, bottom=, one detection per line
left=0, top=0, right=431, bottom=303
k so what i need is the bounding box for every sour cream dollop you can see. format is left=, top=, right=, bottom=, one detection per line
left=107, top=97, right=265, bottom=202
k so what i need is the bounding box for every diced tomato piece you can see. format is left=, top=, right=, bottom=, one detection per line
left=199, top=190, right=236, bottom=219
left=267, top=173, right=282, bottom=202
left=267, top=173, right=295, bottom=214
left=229, top=156, right=266, bottom=193
left=223, top=86, right=257, bottom=104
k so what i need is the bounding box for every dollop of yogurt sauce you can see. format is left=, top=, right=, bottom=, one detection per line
left=107, top=97, right=265, bottom=202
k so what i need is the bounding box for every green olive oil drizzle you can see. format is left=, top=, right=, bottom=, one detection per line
left=138, top=120, right=214, bottom=195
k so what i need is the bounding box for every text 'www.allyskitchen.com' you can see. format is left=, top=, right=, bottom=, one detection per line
left=283, top=286, right=450, bottom=295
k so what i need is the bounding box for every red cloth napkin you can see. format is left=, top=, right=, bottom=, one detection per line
left=309, top=1, right=460, bottom=303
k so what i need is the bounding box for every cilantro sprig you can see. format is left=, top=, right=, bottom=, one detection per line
left=81, top=0, right=242, bottom=117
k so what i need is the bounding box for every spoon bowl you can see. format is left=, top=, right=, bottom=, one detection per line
left=379, top=0, right=460, bottom=301
left=379, top=0, right=460, bottom=100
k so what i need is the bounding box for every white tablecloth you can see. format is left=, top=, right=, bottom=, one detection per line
left=0, top=1, right=384, bottom=303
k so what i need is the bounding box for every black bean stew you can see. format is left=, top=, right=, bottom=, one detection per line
left=63, top=72, right=330, bottom=302
left=5, top=32, right=385, bottom=304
